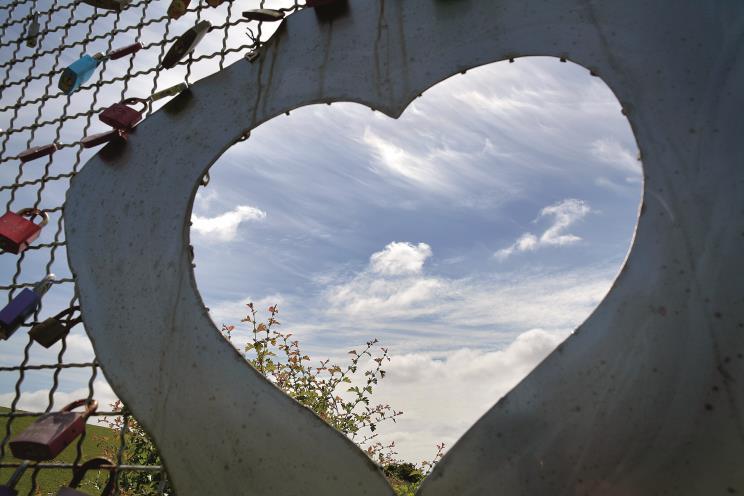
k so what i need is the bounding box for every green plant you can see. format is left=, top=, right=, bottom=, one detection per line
left=100, top=303, right=440, bottom=495
left=225, top=303, right=402, bottom=462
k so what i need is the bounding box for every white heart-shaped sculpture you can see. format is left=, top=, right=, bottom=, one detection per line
left=66, top=1, right=744, bottom=494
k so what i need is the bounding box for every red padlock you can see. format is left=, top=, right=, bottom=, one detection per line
left=108, top=42, right=142, bottom=60
left=99, top=97, right=148, bottom=130
left=18, top=143, right=58, bottom=163
left=9, top=399, right=98, bottom=461
left=0, top=208, right=49, bottom=254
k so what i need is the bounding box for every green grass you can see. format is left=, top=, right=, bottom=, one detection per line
left=0, top=406, right=119, bottom=495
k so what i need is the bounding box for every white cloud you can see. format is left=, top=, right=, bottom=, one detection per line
left=589, top=138, right=641, bottom=176
left=370, top=242, right=432, bottom=276
left=328, top=275, right=446, bottom=319
left=371, top=329, right=570, bottom=461
left=325, top=240, right=613, bottom=336
left=326, top=241, right=446, bottom=319
left=191, top=205, right=266, bottom=242
left=0, top=379, right=119, bottom=426
left=539, top=198, right=592, bottom=245
left=495, top=198, right=592, bottom=260
left=361, top=129, right=460, bottom=193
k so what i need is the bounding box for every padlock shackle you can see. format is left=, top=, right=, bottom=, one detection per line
left=53, top=305, right=83, bottom=330
left=60, top=398, right=98, bottom=418
left=32, top=274, right=56, bottom=297
left=15, top=208, right=49, bottom=227
left=68, top=457, right=115, bottom=494
left=121, top=97, right=149, bottom=113
left=4, top=461, right=29, bottom=489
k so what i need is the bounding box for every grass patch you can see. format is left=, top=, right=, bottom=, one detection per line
left=0, top=406, right=119, bottom=495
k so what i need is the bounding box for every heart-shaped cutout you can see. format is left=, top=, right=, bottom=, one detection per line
left=188, top=55, right=641, bottom=472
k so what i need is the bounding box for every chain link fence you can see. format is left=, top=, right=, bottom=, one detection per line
left=0, top=0, right=302, bottom=493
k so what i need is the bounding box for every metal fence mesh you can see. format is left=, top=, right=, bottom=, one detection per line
left=0, top=1, right=302, bottom=493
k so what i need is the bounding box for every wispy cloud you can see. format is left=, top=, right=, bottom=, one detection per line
left=495, top=199, right=592, bottom=260
left=361, top=128, right=470, bottom=195
left=589, top=138, right=642, bottom=177
left=191, top=205, right=267, bottom=242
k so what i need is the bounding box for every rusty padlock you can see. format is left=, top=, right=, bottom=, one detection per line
left=29, top=306, right=82, bottom=348
left=18, top=143, right=58, bottom=163
left=0, top=461, right=29, bottom=496
left=9, top=399, right=98, bottom=461
left=57, top=457, right=115, bottom=496
left=167, top=0, right=191, bottom=19
left=0, top=208, right=49, bottom=254
left=99, top=97, right=148, bottom=130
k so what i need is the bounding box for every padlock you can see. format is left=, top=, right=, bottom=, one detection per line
left=307, top=0, right=348, bottom=20
left=0, top=461, right=30, bottom=496
left=0, top=275, right=55, bottom=340
left=205, top=0, right=223, bottom=6
left=58, top=53, right=104, bottom=94
left=108, top=42, right=142, bottom=60
left=149, top=82, right=188, bottom=102
left=19, top=143, right=58, bottom=163
left=81, top=0, right=131, bottom=11
left=57, top=457, right=115, bottom=496
left=25, top=12, right=40, bottom=48
left=242, top=9, right=285, bottom=22
left=9, top=399, right=98, bottom=461
left=81, top=129, right=128, bottom=149
left=167, top=0, right=191, bottom=19
left=0, top=208, right=49, bottom=254
left=161, top=20, right=212, bottom=69
left=29, top=306, right=82, bottom=348
left=99, top=97, right=148, bottom=130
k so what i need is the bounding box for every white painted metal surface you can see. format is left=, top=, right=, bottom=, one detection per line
left=65, top=1, right=744, bottom=494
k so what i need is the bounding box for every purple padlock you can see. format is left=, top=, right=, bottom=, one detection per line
left=0, top=275, right=54, bottom=340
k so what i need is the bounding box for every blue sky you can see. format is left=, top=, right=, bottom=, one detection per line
left=188, top=58, right=642, bottom=460
left=0, top=2, right=641, bottom=463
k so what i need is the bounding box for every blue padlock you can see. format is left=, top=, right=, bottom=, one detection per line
left=0, top=274, right=54, bottom=341
left=58, top=53, right=104, bottom=95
